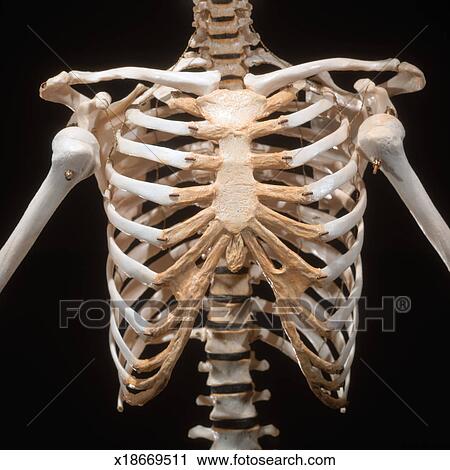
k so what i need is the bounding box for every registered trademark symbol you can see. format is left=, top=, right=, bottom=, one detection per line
left=395, top=296, right=411, bottom=313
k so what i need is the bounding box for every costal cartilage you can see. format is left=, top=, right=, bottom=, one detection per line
left=104, top=84, right=367, bottom=416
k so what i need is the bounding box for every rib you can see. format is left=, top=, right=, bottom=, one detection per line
left=304, top=153, right=358, bottom=203
left=106, top=161, right=214, bottom=206
left=322, top=224, right=364, bottom=282
left=105, top=199, right=164, bottom=248
left=126, top=108, right=197, bottom=136
left=249, top=97, right=334, bottom=139
left=116, top=133, right=194, bottom=169
left=256, top=152, right=356, bottom=205
left=252, top=119, right=349, bottom=170
left=107, top=161, right=174, bottom=205
left=321, top=188, right=367, bottom=242
left=288, top=119, right=349, bottom=168
left=108, top=229, right=157, bottom=287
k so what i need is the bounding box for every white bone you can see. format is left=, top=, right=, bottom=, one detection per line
left=108, top=234, right=157, bottom=286
left=209, top=393, right=257, bottom=420
left=107, top=267, right=155, bottom=335
left=188, top=425, right=215, bottom=442
left=303, top=238, right=352, bottom=278
left=357, top=114, right=450, bottom=269
left=251, top=357, right=270, bottom=372
left=322, top=188, right=367, bottom=241
left=198, top=361, right=211, bottom=373
left=253, top=389, right=271, bottom=402
left=378, top=62, right=426, bottom=96
left=109, top=335, right=131, bottom=383
left=196, top=395, right=213, bottom=406
left=306, top=155, right=358, bottom=203
left=116, top=133, right=191, bottom=169
left=281, top=97, right=334, bottom=128
left=126, top=108, right=194, bottom=136
left=8, top=0, right=444, bottom=451
left=322, top=223, right=365, bottom=281
left=171, top=56, right=209, bottom=71
left=259, top=425, right=280, bottom=438
left=327, top=261, right=363, bottom=331
left=288, top=119, right=349, bottom=168
left=110, top=312, right=140, bottom=367
left=104, top=200, right=164, bottom=247
left=291, top=316, right=332, bottom=360
left=205, top=360, right=252, bottom=387
left=0, top=127, right=99, bottom=293
left=141, top=56, right=211, bottom=103
left=61, top=68, right=221, bottom=96
left=256, top=328, right=297, bottom=362
left=245, top=58, right=400, bottom=96
left=106, top=162, right=175, bottom=206
left=245, top=47, right=291, bottom=70
left=354, top=79, right=394, bottom=115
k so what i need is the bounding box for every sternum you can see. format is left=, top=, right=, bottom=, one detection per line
left=213, top=134, right=257, bottom=234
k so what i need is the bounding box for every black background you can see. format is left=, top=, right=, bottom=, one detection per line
left=1, top=0, right=449, bottom=450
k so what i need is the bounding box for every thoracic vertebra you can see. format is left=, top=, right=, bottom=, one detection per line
left=1, top=0, right=449, bottom=451
left=189, top=272, right=278, bottom=450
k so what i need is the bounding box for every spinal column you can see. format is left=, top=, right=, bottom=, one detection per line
left=191, top=0, right=261, bottom=89
left=189, top=267, right=278, bottom=450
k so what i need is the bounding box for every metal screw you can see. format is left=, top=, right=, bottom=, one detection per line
left=372, top=159, right=382, bottom=175
left=64, top=169, right=74, bottom=181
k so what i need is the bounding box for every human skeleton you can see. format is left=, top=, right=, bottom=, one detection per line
left=1, top=0, right=449, bottom=450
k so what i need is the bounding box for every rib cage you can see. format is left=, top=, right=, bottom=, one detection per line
left=44, top=0, right=422, bottom=449
left=0, top=0, right=439, bottom=453
left=106, top=63, right=367, bottom=413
